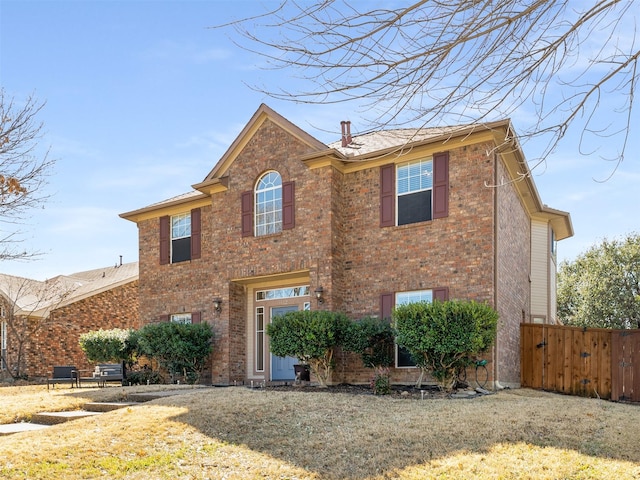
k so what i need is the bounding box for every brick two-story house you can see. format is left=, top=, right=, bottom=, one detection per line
left=121, top=104, right=572, bottom=388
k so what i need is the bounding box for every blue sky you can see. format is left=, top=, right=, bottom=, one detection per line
left=0, top=0, right=638, bottom=280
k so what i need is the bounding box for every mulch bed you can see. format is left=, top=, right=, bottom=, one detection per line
left=265, top=382, right=458, bottom=399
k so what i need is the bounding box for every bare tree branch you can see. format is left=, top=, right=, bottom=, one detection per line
left=0, top=89, right=55, bottom=261
left=219, top=0, right=639, bottom=174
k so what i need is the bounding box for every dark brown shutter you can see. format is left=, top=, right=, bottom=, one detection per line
left=159, top=314, right=170, bottom=323
left=282, top=181, right=295, bottom=230
left=433, top=287, right=449, bottom=302
left=432, top=151, right=449, bottom=219
left=191, top=311, right=201, bottom=324
left=380, top=293, right=394, bottom=320
left=159, top=215, right=170, bottom=265
left=380, top=164, right=395, bottom=227
left=191, top=208, right=201, bottom=260
left=241, top=190, right=253, bottom=237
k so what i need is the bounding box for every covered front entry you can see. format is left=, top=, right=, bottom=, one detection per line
left=249, top=282, right=311, bottom=382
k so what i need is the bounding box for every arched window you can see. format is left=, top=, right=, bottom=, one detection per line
left=255, top=171, right=282, bottom=236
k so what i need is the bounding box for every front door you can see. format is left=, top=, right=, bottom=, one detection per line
left=270, top=305, right=299, bottom=381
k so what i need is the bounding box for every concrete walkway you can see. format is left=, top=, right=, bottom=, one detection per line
left=0, top=392, right=189, bottom=436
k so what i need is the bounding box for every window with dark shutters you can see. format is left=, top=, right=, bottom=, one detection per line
left=160, top=210, right=201, bottom=265
left=241, top=190, right=253, bottom=237
left=381, top=152, right=449, bottom=228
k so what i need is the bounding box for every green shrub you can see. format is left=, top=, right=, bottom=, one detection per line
left=267, top=310, right=350, bottom=387
left=394, top=300, right=498, bottom=392
left=79, top=328, right=132, bottom=363
left=343, top=316, right=395, bottom=369
left=342, top=316, right=395, bottom=394
left=136, top=322, right=213, bottom=384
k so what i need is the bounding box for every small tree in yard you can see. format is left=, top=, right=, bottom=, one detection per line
left=267, top=310, right=350, bottom=387
left=343, top=316, right=395, bottom=394
left=394, top=300, right=498, bottom=392
left=136, top=322, right=213, bottom=384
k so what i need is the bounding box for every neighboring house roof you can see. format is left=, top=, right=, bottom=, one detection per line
left=0, top=262, right=139, bottom=318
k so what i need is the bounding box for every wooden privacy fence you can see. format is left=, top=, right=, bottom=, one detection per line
left=521, top=323, right=640, bottom=402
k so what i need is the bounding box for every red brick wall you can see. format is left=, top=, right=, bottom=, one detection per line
left=336, top=142, right=498, bottom=384
left=495, top=156, right=531, bottom=386
left=136, top=119, right=532, bottom=387
left=10, top=280, right=140, bottom=379
left=138, top=119, right=332, bottom=384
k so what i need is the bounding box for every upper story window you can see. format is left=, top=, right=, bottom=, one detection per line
left=255, top=171, right=282, bottom=236
left=397, top=159, right=433, bottom=226
left=242, top=174, right=295, bottom=238
left=159, top=208, right=201, bottom=265
left=380, top=151, right=449, bottom=228
left=171, top=213, right=191, bottom=263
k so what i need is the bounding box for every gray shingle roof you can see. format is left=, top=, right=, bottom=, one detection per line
left=327, top=125, right=479, bottom=157
left=0, top=262, right=138, bottom=317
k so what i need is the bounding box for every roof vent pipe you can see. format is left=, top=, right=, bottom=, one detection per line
left=340, top=120, right=352, bottom=147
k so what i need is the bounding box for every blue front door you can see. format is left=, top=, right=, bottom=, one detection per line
left=270, top=305, right=298, bottom=380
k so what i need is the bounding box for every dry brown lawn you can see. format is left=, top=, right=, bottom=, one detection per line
left=0, top=384, right=638, bottom=479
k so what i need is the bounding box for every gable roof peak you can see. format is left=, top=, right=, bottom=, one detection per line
left=200, top=104, right=328, bottom=184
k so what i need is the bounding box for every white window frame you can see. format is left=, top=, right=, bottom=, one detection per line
left=255, top=171, right=283, bottom=237
left=256, top=307, right=265, bottom=372
left=255, top=285, right=310, bottom=301
left=170, top=213, right=191, bottom=263
left=396, top=158, right=433, bottom=226
left=170, top=313, right=192, bottom=324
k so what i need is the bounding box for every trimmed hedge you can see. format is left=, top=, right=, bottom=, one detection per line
left=267, top=310, right=350, bottom=387
left=394, top=300, right=498, bottom=391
